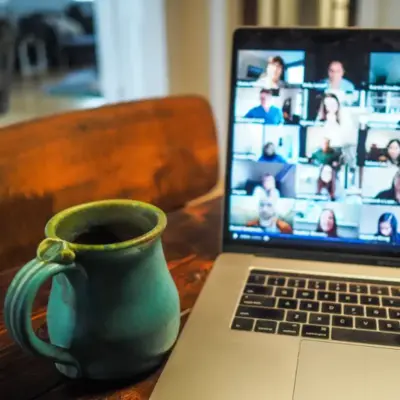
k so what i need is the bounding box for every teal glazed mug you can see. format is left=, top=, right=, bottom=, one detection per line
left=4, top=200, right=180, bottom=380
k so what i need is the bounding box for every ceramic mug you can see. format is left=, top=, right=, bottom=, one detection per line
left=4, top=199, right=180, bottom=380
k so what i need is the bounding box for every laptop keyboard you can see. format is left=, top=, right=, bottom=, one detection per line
left=231, top=270, right=400, bottom=347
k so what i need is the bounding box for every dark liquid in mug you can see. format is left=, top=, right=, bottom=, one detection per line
left=72, top=222, right=147, bottom=245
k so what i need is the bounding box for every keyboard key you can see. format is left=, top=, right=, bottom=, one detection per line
left=268, top=277, right=286, bottom=286
left=275, top=287, right=294, bottom=298
left=338, top=293, right=358, bottom=304
left=379, top=320, right=400, bottom=333
left=333, top=315, right=353, bottom=328
left=349, top=284, right=368, bottom=294
left=370, top=286, right=389, bottom=296
left=328, top=282, right=347, bottom=292
left=360, top=295, right=380, bottom=306
left=391, top=287, right=400, bottom=297
left=299, top=300, right=319, bottom=312
left=255, top=320, right=277, bottom=334
left=244, top=285, right=273, bottom=296
left=382, top=297, right=400, bottom=308
left=332, top=328, right=400, bottom=347
left=366, top=307, right=387, bottom=319
left=355, top=317, right=377, bottom=330
left=287, top=311, right=307, bottom=323
left=288, top=278, right=306, bottom=288
left=302, top=324, right=330, bottom=339
left=231, top=318, right=254, bottom=331
left=318, top=291, right=336, bottom=302
left=321, top=302, right=342, bottom=314
left=278, top=298, right=298, bottom=310
left=296, top=289, right=315, bottom=300
left=389, top=309, right=400, bottom=319
left=247, top=274, right=266, bottom=285
left=240, top=295, right=275, bottom=308
left=236, top=306, right=284, bottom=321
left=278, top=322, right=300, bottom=336
left=344, top=305, right=364, bottom=316
left=308, top=280, right=326, bottom=290
left=309, top=313, right=330, bottom=325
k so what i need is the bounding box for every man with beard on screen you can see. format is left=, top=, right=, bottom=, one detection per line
left=246, top=198, right=293, bottom=234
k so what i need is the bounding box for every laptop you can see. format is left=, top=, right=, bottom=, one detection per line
left=151, top=28, right=400, bottom=400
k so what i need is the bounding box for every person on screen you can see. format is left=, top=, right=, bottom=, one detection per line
left=317, top=93, right=341, bottom=126
left=383, top=139, right=400, bottom=166
left=258, top=142, right=287, bottom=163
left=310, top=138, right=340, bottom=167
left=256, top=55, right=287, bottom=89
left=246, top=198, right=293, bottom=234
left=375, top=170, right=400, bottom=203
left=376, top=213, right=399, bottom=244
left=322, top=61, right=355, bottom=91
left=316, top=209, right=339, bottom=238
left=253, top=173, right=281, bottom=204
left=244, top=89, right=284, bottom=125
left=316, top=165, right=336, bottom=201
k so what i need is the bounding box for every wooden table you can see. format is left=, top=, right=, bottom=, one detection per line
left=0, top=196, right=222, bottom=400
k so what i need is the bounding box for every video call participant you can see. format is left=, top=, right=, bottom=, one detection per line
left=256, top=55, right=286, bottom=89
left=258, top=142, right=287, bottom=163
left=317, top=93, right=340, bottom=126
left=367, top=139, right=400, bottom=165
left=253, top=173, right=281, bottom=204
left=316, top=165, right=341, bottom=201
left=244, top=89, right=284, bottom=125
left=322, top=61, right=355, bottom=91
left=246, top=198, right=293, bottom=234
left=376, top=212, right=399, bottom=244
left=310, top=138, right=340, bottom=167
left=383, top=139, right=400, bottom=166
left=375, top=170, right=400, bottom=204
left=316, top=209, right=339, bottom=238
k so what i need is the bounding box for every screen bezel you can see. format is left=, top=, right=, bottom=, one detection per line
left=222, top=27, right=400, bottom=264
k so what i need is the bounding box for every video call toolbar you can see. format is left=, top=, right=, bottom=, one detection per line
left=229, top=49, right=400, bottom=246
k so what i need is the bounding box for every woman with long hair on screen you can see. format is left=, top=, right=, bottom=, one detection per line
left=256, top=55, right=287, bottom=89
left=316, top=209, right=339, bottom=238
left=316, top=165, right=337, bottom=201
left=376, top=213, right=399, bottom=244
left=317, top=93, right=341, bottom=126
left=384, top=139, right=400, bottom=166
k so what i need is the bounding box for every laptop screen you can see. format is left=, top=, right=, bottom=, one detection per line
left=225, top=28, right=400, bottom=255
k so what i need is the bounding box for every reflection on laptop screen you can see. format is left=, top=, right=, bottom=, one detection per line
left=228, top=31, right=400, bottom=251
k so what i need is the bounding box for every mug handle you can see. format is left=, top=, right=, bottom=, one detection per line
left=4, top=238, right=85, bottom=373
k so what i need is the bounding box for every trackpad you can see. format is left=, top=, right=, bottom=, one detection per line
left=294, top=340, right=400, bottom=400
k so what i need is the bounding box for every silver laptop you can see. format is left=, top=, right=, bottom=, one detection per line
left=151, top=28, right=400, bottom=400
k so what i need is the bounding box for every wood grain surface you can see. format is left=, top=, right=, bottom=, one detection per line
left=0, top=196, right=222, bottom=400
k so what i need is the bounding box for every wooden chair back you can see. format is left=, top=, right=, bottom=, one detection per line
left=0, top=95, right=219, bottom=255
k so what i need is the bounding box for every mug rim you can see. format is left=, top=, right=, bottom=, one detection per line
left=45, top=199, right=167, bottom=252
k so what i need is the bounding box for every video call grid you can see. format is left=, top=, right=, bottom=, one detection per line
left=229, top=49, right=400, bottom=245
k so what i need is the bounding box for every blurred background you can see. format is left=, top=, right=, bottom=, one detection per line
left=0, top=0, right=396, bottom=171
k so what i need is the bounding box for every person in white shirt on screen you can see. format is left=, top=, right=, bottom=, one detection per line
left=317, top=93, right=341, bottom=127
left=322, top=61, right=355, bottom=91
left=316, top=92, right=357, bottom=167
left=253, top=173, right=281, bottom=205
left=316, top=164, right=344, bottom=201
left=255, top=56, right=287, bottom=89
